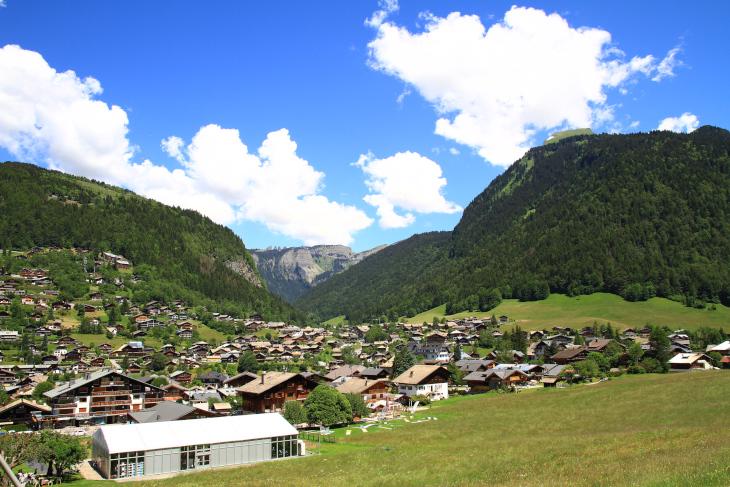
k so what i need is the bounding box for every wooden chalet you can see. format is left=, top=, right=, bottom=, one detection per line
left=223, top=371, right=260, bottom=388
left=335, top=378, right=389, bottom=403
left=162, top=382, right=189, bottom=401
left=551, top=346, right=588, bottom=365
left=169, top=370, right=193, bottom=385
left=0, top=399, right=51, bottom=427
left=42, top=369, right=164, bottom=428
left=464, top=369, right=530, bottom=393
left=237, top=372, right=319, bottom=414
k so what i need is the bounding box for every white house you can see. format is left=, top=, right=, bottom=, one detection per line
left=392, top=365, right=451, bottom=401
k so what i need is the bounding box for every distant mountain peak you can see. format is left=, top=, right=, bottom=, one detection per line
left=250, top=244, right=387, bottom=302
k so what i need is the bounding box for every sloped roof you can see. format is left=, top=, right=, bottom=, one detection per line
left=223, top=371, right=260, bottom=385
left=335, top=378, right=387, bottom=395
left=551, top=346, right=587, bottom=360
left=236, top=371, right=321, bottom=395
left=324, top=365, right=365, bottom=381
left=92, top=413, right=296, bottom=453
left=128, top=401, right=214, bottom=423
left=392, top=365, right=450, bottom=385
left=0, top=398, right=51, bottom=415
left=45, top=369, right=162, bottom=399
left=668, top=353, right=710, bottom=364
left=358, top=367, right=387, bottom=377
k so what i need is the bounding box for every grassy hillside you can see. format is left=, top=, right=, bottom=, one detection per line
left=298, top=127, right=730, bottom=323
left=543, top=127, right=594, bottom=144
left=64, top=372, right=730, bottom=486
left=407, top=293, right=730, bottom=333
left=0, top=161, right=306, bottom=323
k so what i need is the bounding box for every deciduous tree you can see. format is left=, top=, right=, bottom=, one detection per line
left=304, top=385, right=352, bottom=426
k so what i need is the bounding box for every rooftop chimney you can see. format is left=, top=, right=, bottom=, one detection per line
left=261, top=372, right=265, bottom=385
left=409, top=371, right=413, bottom=377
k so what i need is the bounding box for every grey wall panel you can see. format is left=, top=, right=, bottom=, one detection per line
left=212, top=447, right=220, bottom=467
left=237, top=443, right=245, bottom=464
left=227, top=445, right=235, bottom=466
left=153, top=453, right=163, bottom=475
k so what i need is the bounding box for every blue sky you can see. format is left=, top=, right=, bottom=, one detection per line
left=0, top=1, right=727, bottom=252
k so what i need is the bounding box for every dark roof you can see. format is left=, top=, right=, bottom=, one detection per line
left=324, top=365, right=366, bottom=381
left=191, top=391, right=222, bottom=401
left=464, top=369, right=528, bottom=383
left=359, top=367, right=387, bottom=377
left=128, top=401, right=204, bottom=423
left=44, top=369, right=162, bottom=399
left=551, top=347, right=587, bottom=360
left=223, top=371, right=260, bottom=385
left=197, top=371, right=229, bottom=382
left=542, top=364, right=566, bottom=377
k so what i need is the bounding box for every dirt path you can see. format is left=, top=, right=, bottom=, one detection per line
left=77, top=460, right=105, bottom=481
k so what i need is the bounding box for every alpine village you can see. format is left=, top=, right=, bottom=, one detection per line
left=0, top=127, right=730, bottom=487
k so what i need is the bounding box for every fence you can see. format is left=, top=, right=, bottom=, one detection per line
left=298, top=431, right=336, bottom=443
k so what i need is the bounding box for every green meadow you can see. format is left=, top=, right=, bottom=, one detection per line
left=61, top=371, right=730, bottom=487
left=407, top=293, right=730, bottom=333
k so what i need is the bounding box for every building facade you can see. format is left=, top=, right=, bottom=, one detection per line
left=91, top=413, right=300, bottom=479
left=43, top=369, right=164, bottom=428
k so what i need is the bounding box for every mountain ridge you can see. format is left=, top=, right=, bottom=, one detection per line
left=250, top=244, right=387, bottom=302
left=0, top=161, right=306, bottom=323
left=296, top=126, right=730, bottom=323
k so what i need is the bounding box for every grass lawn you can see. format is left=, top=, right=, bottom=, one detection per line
left=70, top=322, right=226, bottom=350
left=196, top=322, right=227, bottom=344
left=543, top=128, right=594, bottom=144
left=323, top=315, right=347, bottom=327
left=58, top=371, right=730, bottom=487
left=406, top=293, right=730, bottom=333
left=254, top=329, right=280, bottom=341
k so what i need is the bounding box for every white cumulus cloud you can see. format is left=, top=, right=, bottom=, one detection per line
left=167, top=125, right=373, bottom=245
left=0, top=44, right=136, bottom=182
left=366, top=0, right=399, bottom=28
left=0, top=44, right=372, bottom=245
left=657, top=112, right=699, bottom=133
left=652, top=46, right=683, bottom=82
left=354, top=151, right=461, bottom=229
left=367, top=7, right=680, bottom=167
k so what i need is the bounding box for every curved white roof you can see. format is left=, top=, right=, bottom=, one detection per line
left=92, top=413, right=296, bottom=453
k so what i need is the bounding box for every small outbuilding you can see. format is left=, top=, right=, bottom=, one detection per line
left=91, top=413, right=300, bottom=479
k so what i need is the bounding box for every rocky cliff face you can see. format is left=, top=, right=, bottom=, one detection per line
left=250, top=244, right=387, bottom=302
left=225, top=257, right=264, bottom=288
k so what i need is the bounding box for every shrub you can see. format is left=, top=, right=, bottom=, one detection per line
left=639, top=357, right=663, bottom=374
left=411, top=394, right=431, bottom=406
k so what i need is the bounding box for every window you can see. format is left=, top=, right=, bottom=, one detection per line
left=180, top=444, right=211, bottom=470
left=110, top=451, right=145, bottom=479
left=270, top=436, right=297, bottom=459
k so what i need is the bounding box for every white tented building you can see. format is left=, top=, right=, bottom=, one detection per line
left=91, top=413, right=301, bottom=479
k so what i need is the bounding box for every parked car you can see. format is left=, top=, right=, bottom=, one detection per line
left=70, top=429, right=85, bottom=437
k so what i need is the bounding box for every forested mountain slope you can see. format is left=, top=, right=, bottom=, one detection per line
left=296, top=126, right=730, bottom=322
left=250, top=244, right=387, bottom=302
left=0, top=162, right=307, bottom=323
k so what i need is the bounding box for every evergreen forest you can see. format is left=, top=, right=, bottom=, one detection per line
left=0, top=162, right=307, bottom=324
left=296, top=126, right=730, bottom=323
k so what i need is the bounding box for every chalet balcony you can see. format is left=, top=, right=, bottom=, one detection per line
left=90, top=399, right=132, bottom=407
left=52, top=408, right=132, bottom=419
left=91, top=389, right=132, bottom=396
left=99, top=381, right=126, bottom=386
